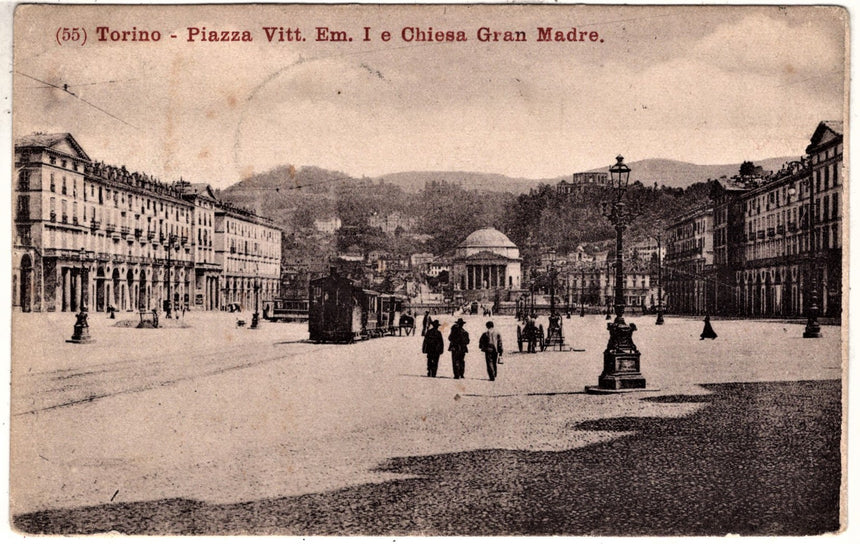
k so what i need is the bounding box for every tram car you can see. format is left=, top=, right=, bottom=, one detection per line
left=308, top=272, right=406, bottom=343
left=265, top=298, right=309, bottom=322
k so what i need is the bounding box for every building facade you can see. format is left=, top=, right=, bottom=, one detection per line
left=557, top=171, right=610, bottom=195
left=451, top=228, right=522, bottom=301
left=664, top=205, right=714, bottom=315
left=214, top=204, right=282, bottom=311
left=13, top=132, right=281, bottom=313
left=664, top=120, right=843, bottom=319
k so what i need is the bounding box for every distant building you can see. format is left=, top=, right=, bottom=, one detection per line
left=410, top=252, right=435, bottom=273
left=451, top=228, right=522, bottom=301
left=630, top=237, right=666, bottom=261
left=428, top=258, right=451, bottom=277
left=665, top=205, right=714, bottom=315
left=313, top=216, right=341, bottom=234
left=368, top=211, right=417, bottom=235
left=557, top=171, right=609, bottom=194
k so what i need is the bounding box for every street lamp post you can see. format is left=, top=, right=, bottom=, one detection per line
left=548, top=249, right=557, bottom=315
left=656, top=233, right=665, bottom=325
left=579, top=268, right=585, bottom=317
left=251, top=265, right=262, bottom=329
left=605, top=261, right=612, bottom=320
left=587, top=156, right=647, bottom=393
left=802, top=176, right=822, bottom=338
left=165, top=234, right=177, bottom=319
left=68, top=247, right=94, bottom=344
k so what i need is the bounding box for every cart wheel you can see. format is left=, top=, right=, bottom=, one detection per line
left=517, top=325, right=523, bottom=352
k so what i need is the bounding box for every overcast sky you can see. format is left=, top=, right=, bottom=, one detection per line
left=12, top=4, right=847, bottom=188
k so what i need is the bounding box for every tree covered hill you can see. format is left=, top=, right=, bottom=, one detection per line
left=218, top=157, right=789, bottom=266
left=374, top=156, right=797, bottom=193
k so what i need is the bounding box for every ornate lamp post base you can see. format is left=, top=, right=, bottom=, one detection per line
left=803, top=287, right=822, bottom=338
left=67, top=309, right=95, bottom=344
left=803, top=321, right=822, bottom=338
left=655, top=310, right=664, bottom=325
left=586, top=320, right=653, bottom=394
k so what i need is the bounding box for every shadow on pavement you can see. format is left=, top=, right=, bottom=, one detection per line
left=14, top=380, right=841, bottom=536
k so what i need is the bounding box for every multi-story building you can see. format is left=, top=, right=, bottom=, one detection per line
left=313, top=216, right=342, bottom=234
left=806, top=121, right=843, bottom=317
left=13, top=132, right=281, bottom=313
left=556, top=171, right=610, bottom=195
left=214, top=203, right=282, bottom=311
left=735, top=121, right=843, bottom=318
left=177, top=182, right=221, bottom=310
left=664, top=205, right=714, bottom=315
left=368, top=211, right=417, bottom=235
left=665, top=120, right=843, bottom=320
left=710, top=175, right=754, bottom=315
left=560, top=257, right=653, bottom=312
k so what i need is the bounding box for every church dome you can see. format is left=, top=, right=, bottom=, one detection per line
left=461, top=228, right=516, bottom=249
left=458, top=228, right=519, bottom=259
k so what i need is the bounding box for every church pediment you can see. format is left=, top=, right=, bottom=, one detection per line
left=461, top=250, right=518, bottom=262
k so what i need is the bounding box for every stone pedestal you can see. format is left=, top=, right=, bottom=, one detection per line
left=586, top=320, right=652, bottom=394
left=67, top=310, right=95, bottom=344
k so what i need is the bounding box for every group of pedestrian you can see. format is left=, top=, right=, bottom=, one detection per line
left=421, top=317, right=502, bottom=381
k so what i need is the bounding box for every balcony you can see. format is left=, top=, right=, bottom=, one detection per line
left=776, top=224, right=786, bottom=235
left=147, top=230, right=156, bottom=240
left=90, top=219, right=101, bottom=231
left=97, top=252, right=110, bottom=262
left=135, top=228, right=143, bottom=238
left=49, top=211, right=57, bottom=222
left=788, top=222, right=798, bottom=232
left=113, top=254, right=126, bottom=263
left=767, top=227, right=775, bottom=238
left=757, top=230, right=765, bottom=240
left=105, top=223, right=116, bottom=233
left=120, top=226, right=130, bottom=236
left=180, top=235, right=189, bottom=245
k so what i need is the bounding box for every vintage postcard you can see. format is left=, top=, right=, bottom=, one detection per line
left=6, top=1, right=850, bottom=536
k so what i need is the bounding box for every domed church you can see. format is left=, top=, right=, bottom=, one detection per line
left=451, top=228, right=522, bottom=299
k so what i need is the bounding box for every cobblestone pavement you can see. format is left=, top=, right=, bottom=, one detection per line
left=9, top=311, right=844, bottom=535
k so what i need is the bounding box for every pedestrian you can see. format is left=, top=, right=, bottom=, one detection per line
left=448, top=317, right=470, bottom=379
left=700, top=314, right=718, bottom=340
left=479, top=320, right=503, bottom=381
left=524, top=318, right=538, bottom=353
left=421, top=310, right=431, bottom=336
left=422, top=319, right=444, bottom=377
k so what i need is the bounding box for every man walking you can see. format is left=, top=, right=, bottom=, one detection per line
left=422, top=319, right=444, bottom=377
left=479, top=321, right=503, bottom=381
left=448, top=318, right=470, bottom=379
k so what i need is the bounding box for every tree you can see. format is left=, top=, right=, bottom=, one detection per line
left=739, top=161, right=757, bottom=177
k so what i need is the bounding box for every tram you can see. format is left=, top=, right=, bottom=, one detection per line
left=308, top=272, right=406, bottom=343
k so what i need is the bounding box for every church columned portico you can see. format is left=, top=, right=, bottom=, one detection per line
left=466, top=263, right=509, bottom=290
left=452, top=228, right=522, bottom=302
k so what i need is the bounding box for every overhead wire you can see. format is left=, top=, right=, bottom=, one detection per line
left=15, top=70, right=141, bottom=130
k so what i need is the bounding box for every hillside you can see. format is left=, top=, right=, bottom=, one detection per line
left=373, top=171, right=558, bottom=195
left=585, top=156, right=798, bottom=188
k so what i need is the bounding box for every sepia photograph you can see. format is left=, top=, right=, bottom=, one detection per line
left=5, top=1, right=851, bottom=536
